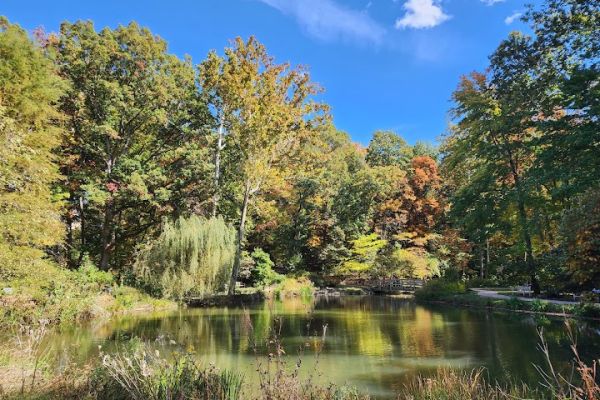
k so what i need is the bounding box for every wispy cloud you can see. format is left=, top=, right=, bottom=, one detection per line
left=257, top=0, right=385, bottom=44
left=481, top=0, right=505, bottom=6
left=504, top=11, right=522, bottom=24
left=395, top=0, right=450, bottom=29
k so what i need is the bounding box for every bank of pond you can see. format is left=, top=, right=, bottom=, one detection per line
left=1, top=295, right=599, bottom=399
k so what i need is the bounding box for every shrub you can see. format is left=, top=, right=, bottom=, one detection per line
left=77, top=256, right=114, bottom=288
left=377, top=247, right=441, bottom=279
left=505, top=297, right=527, bottom=310
left=248, top=248, right=284, bottom=287
left=414, top=279, right=467, bottom=301
left=274, top=277, right=315, bottom=299
left=530, top=299, right=549, bottom=313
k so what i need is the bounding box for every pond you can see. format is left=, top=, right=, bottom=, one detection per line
left=41, top=296, right=600, bottom=398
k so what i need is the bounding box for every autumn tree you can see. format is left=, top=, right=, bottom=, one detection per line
left=0, top=18, right=65, bottom=277
left=210, top=37, right=326, bottom=293
left=55, top=21, right=205, bottom=270
left=365, top=130, right=413, bottom=169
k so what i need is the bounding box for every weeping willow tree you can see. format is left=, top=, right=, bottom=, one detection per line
left=135, top=216, right=236, bottom=300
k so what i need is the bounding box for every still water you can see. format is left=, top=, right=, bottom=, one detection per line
left=44, top=296, right=599, bottom=397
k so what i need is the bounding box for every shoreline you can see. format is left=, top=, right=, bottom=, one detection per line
left=416, top=292, right=600, bottom=322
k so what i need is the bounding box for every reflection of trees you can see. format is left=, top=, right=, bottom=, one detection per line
left=33, top=296, right=600, bottom=396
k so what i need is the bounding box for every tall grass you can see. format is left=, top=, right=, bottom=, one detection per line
left=91, top=341, right=243, bottom=400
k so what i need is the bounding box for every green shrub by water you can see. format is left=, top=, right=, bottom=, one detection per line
left=414, top=279, right=467, bottom=301
left=248, top=248, right=284, bottom=288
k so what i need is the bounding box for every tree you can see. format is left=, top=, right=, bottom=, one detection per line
left=135, top=216, right=236, bottom=299
left=55, top=21, right=204, bottom=270
left=560, top=188, right=600, bottom=287
left=213, top=37, right=326, bottom=293
left=0, top=18, right=65, bottom=277
left=365, top=130, right=413, bottom=168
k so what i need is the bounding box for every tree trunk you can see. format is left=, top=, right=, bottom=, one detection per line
left=212, top=115, right=225, bottom=217
left=77, top=195, right=86, bottom=268
left=480, top=246, right=485, bottom=278
left=510, top=164, right=539, bottom=294
left=66, top=192, right=75, bottom=269
left=228, top=182, right=250, bottom=295
left=99, top=198, right=114, bottom=271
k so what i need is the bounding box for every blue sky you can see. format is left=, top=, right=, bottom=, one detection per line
left=2, top=0, right=539, bottom=145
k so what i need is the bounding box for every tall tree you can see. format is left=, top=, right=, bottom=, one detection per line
left=0, top=18, right=65, bottom=276
left=55, top=21, right=204, bottom=270
left=449, top=33, right=543, bottom=291
left=365, top=130, right=413, bottom=169
left=214, top=37, right=326, bottom=293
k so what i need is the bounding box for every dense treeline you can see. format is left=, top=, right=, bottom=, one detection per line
left=0, top=0, right=598, bottom=308
left=442, top=0, right=599, bottom=293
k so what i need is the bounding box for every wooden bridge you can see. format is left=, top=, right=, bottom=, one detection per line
left=342, top=278, right=425, bottom=294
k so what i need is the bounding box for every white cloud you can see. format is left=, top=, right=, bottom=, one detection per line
left=504, top=11, right=522, bottom=24
left=481, top=0, right=505, bottom=6
left=258, top=0, right=385, bottom=44
left=395, top=0, right=451, bottom=29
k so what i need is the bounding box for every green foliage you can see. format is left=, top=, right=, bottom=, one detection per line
left=135, top=216, right=236, bottom=300
left=248, top=248, right=284, bottom=287
left=55, top=20, right=206, bottom=270
left=365, top=130, right=413, bottom=168
left=414, top=280, right=467, bottom=301
left=78, top=256, right=114, bottom=287
left=338, top=233, right=386, bottom=276
left=377, top=247, right=441, bottom=279
left=0, top=18, right=65, bottom=283
left=441, top=0, right=600, bottom=291
left=560, top=187, right=600, bottom=287
left=273, top=276, right=315, bottom=299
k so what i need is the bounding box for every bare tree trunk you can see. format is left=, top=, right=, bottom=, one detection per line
left=228, top=181, right=251, bottom=295
left=212, top=115, right=225, bottom=217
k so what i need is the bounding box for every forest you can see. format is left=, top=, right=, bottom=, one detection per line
left=1, top=0, right=598, bottom=324
left=1, top=0, right=599, bottom=398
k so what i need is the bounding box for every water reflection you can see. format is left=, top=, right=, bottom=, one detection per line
left=28, top=296, right=600, bottom=398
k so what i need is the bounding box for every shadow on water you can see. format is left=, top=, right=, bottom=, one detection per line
left=22, top=295, right=600, bottom=398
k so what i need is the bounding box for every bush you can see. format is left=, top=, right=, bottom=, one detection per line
left=77, top=256, right=114, bottom=288
left=530, top=299, right=549, bottom=313
left=248, top=248, right=284, bottom=287
left=414, top=279, right=467, bottom=301
left=273, top=277, right=315, bottom=299
left=377, top=247, right=441, bottom=279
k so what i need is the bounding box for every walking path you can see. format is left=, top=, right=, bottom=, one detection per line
left=471, top=288, right=580, bottom=306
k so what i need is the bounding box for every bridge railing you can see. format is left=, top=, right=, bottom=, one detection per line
left=343, top=278, right=425, bottom=292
